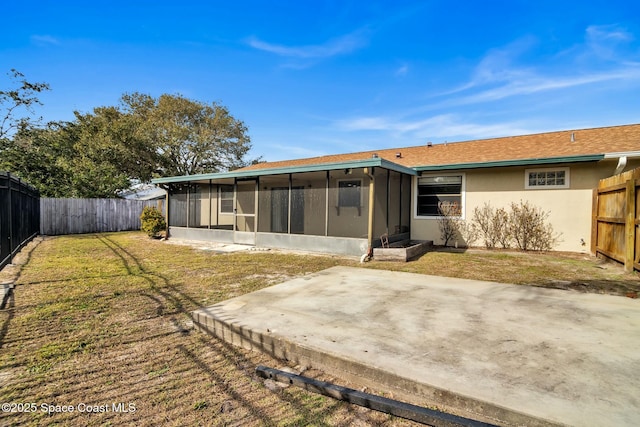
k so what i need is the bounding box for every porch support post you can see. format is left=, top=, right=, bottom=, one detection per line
left=208, top=179, right=212, bottom=229
left=398, top=174, right=403, bottom=234
left=288, top=173, right=292, bottom=234
left=216, top=184, right=220, bottom=227
left=233, top=178, right=238, bottom=232
left=255, top=177, right=259, bottom=241
left=386, top=169, right=390, bottom=234
left=365, top=167, right=375, bottom=255
left=325, top=171, right=329, bottom=236
left=186, top=183, right=190, bottom=228
left=165, top=184, right=170, bottom=237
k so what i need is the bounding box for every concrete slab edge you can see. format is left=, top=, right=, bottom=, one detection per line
left=192, top=308, right=565, bottom=427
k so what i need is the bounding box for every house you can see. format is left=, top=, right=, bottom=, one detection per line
left=152, top=123, right=640, bottom=256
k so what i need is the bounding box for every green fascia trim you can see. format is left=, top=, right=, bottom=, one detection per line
left=152, top=158, right=417, bottom=184
left=414, top=154, right=604, bottom=172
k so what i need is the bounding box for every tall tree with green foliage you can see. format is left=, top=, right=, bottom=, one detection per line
left=2, top=84, right=258, bottom=197
left=121, top=92, right=256, bottom=176
left=0, top=69, right=50, bottom=139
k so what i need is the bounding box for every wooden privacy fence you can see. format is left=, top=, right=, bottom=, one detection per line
left=0, top=172, right=40, bottom=270
left=592, top=167, right=640, bottom=272
left=40, top=198, right=165, bottom=236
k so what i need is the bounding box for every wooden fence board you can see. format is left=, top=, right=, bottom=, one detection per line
left=593, top=167, right=640, bottom=272
left=40, top=198, right=165, bottom=236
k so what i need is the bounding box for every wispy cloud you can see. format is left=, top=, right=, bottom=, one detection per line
left=336, top=113, right=534, bottom=140
left=246, top=29, right=368, bottom=59
left=395, top=64, right=409, bottom=77
left=31, top=34, right=60, bottom=46
left=334, top=24, right=640, bottom=145
left=585, top=24, right=634, bottom=61
left=444, top=68, right=640, bottom=107
left=434, top=25, right=640, bottom=107
left=266, top=143, right=329, bottom=160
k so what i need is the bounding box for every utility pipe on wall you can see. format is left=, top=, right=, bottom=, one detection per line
left=365, top=167, right=375, bottom=259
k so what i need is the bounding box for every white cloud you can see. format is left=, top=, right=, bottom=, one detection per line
left=336, top=113, right=534, bottom=141
left=246, top=30, right=368, bottom=59
left=435, top=26, right=640, bottom=107
left=265, top=143, right=329, bottom=159
left=31, top=34, right=60, bottom=46
left=333, top=24, right=640, bottom=147
left=395, top=64, right=409, bottom=77
left=585, top=24, right=634, bottom=61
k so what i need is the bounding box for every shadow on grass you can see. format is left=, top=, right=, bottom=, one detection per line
left=0, top=237, right=43, bottom=349
left=0, top=290, right=14, bottom=349
left=97, top=234, right=203, bottom=315
left=95, top=234, right=359, bottom=425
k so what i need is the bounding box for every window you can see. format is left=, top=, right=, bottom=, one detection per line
left=338, top=180, right=361, bottom=207
left=219, top=185, right=234, bottom=213
left=525, top=168, right=570, bottom=189
left=416, top=175, right=463, bottom=217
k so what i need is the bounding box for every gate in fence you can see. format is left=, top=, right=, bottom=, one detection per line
left=592, top=167, right=640, bottom=272
left=0, top=172, right=40, bottom=270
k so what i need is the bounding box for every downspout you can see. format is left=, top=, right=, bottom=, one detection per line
left=363, top=167, right=375, bottom=262
left=614, top=156, right=627, bottom=175
left=604, top=151, right=640, bottom=175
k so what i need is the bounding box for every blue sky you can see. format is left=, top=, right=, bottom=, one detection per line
left=2, top=1, right=640, bottom=162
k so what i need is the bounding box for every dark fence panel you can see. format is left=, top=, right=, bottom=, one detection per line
left=0, top=172, right=40, bottom=270
left=40, top=198, right=165, bottom=235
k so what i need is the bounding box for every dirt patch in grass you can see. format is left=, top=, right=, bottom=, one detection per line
left=1, top=232, right=638, bottom=426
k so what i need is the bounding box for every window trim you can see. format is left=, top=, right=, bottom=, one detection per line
left=336, top=178, right=363, bottom=208
left=219, top=184, right=234, bottom=214
left=414, top=173, right=466, bottom=219
left=525, top=167, right=570, bottom=190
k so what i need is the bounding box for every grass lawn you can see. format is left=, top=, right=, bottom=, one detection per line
left=0, top=232, right=638, bottom=426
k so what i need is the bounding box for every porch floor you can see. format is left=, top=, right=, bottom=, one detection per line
left=192, top=266, right=640, bottom=426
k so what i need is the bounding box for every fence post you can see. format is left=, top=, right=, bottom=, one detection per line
left=8, top=176, right=14, bottom=265
left=591, top=187, right=598, bottom=256
left=625, top=179, right=636, bottom=272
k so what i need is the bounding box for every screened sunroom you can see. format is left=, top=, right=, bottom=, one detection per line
left=152, top=158, right=415, bottom=256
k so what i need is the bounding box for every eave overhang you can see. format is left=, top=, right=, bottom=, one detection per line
left=413, top=154, right=605, bottom=172
left=152, top=158, right=418, bottom=184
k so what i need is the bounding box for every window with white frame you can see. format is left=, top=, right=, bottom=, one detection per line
left=219, top=185, right=234, bottom=213
left=416, top=175, right=463, bottom=217
left=525, top=168, right=570, bottom=189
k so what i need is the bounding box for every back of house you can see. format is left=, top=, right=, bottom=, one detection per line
left=153, top=123, right=640, bottom=256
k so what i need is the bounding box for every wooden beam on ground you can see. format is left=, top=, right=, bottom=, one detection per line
left=255, top=365, right=498, bottom=427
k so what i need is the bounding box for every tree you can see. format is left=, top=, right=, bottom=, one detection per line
left=2, top=89, right=258, bottom=197
left=121, top=93, right=257, bottom=176
left=0, top=124, right=73, bottom=196
left=0, top=69, right=50, bottom=139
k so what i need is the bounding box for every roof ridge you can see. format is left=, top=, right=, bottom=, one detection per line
left=257, top=122, right=640, bottom=165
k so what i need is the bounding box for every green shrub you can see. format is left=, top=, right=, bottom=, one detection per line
left=140, top=206, right=166, bottom=238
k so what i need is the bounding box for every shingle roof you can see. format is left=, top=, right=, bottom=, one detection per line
left=238, top=123, right=640, bottom=172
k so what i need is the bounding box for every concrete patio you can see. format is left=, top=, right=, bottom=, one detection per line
left=192, top=266, right=640, bottom=426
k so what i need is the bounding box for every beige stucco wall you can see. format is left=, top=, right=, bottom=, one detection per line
left=194, top=185, right=234, bottom=227
left=410, top=159, right=640, bottom=253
